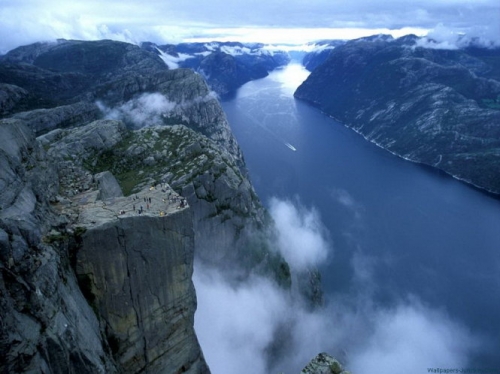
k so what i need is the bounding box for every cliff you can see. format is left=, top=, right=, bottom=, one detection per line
left=301, top=41, right=345, bottom=72
left=0, top=39, right=298, bottom=373
left=0, top=118, right=116, bottom=373
left=295, top=35, right=500, bottom=194
left=42, top=118, right=290, bottom=284
left=72, top=187, right=208, bottom=373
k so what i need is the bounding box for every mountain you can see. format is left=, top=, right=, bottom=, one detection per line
left=295, top=35, right=500, bottom=194
left=0, top=39, right=310, bottom=373
left=301, top=40, right=345, bottom=71
left=142, top=41, right=290, bottom=99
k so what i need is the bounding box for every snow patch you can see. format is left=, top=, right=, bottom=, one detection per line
left=156, top=47, right=194, bottom=69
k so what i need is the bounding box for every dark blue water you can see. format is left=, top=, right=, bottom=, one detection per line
left=222, top=64, right=500, bottom=367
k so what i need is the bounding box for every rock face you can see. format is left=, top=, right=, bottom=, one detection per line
left=51, top=119, right=291, bottom=286
left=295, top=35, right=500, bottom=194
left=0, top=118, right=116, bottom=373
left=0, top=39, right=167, bottom=113
left=74, top=192, right=208, bottom=373
left=0, top=83, right=29, bottom=115
left=0, top=39, right=301, bottom=373
left=0, top=115, right=210, bottom=374
left=12, top=101, right=101, bottom=136
left=301, top=40, right=345, bottom=72
left=300, top=353, right=350, bottom=374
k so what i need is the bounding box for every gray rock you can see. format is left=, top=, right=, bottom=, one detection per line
left=12, top=101, right=101, bottom=135
left=95, top=171, right=123, bottom=200
left=0, top=118, right=116, bottom=373
left=45, top=119, right=127, bottom=162
left=0, top=83, right=29, bottom=115
left=300, top=353, right=350, bottom=374
left=76, top=202, right=209, bottom=373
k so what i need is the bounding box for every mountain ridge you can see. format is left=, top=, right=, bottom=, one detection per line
left=0, top=39, right=304, bottom=373
left=295, top=35, right=500, bottom=194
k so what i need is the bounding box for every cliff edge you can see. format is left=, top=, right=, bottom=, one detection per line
left=0, top=39, right=301, bottom=373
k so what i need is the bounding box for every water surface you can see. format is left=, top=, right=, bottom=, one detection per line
left=222, top=64, right=500, bottom=367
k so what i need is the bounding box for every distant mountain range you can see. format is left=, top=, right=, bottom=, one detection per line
left=142, top=41, right=290, bottom=99
left=296, top=35, right=500, bottom=194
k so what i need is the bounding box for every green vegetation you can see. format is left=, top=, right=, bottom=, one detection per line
left=330, top=361, right=343, bottom=374
left=83, top=125, right=242, bottom=196
left=42, top=232, right=68, bottom=244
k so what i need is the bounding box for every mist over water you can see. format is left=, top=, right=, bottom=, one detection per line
left=194, top=64, right=500, bottom=373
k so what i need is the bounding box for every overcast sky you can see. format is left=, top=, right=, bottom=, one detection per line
left=1, top=0, right=499, bottom=52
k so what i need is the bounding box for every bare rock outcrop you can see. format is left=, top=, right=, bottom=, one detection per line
left=300, top=353, right=350, bottom=374
left=12, top=101, right=101, bottom=135
left=72, top=187, right=208, bottom=373
left=0, top=83, right=29, bottom=116
left=0, top=115, right=210, bottom=373
left=0, top=118, right=116, bottom=373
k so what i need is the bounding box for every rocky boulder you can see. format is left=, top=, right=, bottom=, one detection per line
left=300, top=353, right=350, bottom=374
left=0, top=83, right=29, bottom=116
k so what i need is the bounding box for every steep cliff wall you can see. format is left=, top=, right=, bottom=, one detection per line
left=0, top=118, right=116, bottom=373
left=0, top=39, right=315, bottom=373
left=0, top=115, right=211, bottom=373
left=44, top=118, right=290, bottom=286
left=74, top=194, right=208, bottom=373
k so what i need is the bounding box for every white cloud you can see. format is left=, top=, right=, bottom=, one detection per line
left=331, top=188, right=357, bottom=208
left=1, top=0, right=499, bottom=53
left=194, top=255, right=483, bottom=374
left=331, top=188, right=365, bottom=221
left=269, top=197, right=330, bottom=270
left=194, top=268, right=289, bottom=374
left=349, top=301, right=480, bottom=374
left=416, top=23, right=500, bottom=49
left=97, top=93, right=176, bottom=128
left=155, top=48, right=195, bottom=69
left=193, top=198, right=486, bottom=374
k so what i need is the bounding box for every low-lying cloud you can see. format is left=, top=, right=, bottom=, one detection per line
left=194, top=198, right=485, bottom=374
left=97, top=93, right=176, bottom=128
left=155, top=48, right=195, bottom=69
left=269, top=197, right=329, bottom=270
left=349, top=301, right=480, bottom=374
left=416, top=23, right=500, bottom=49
